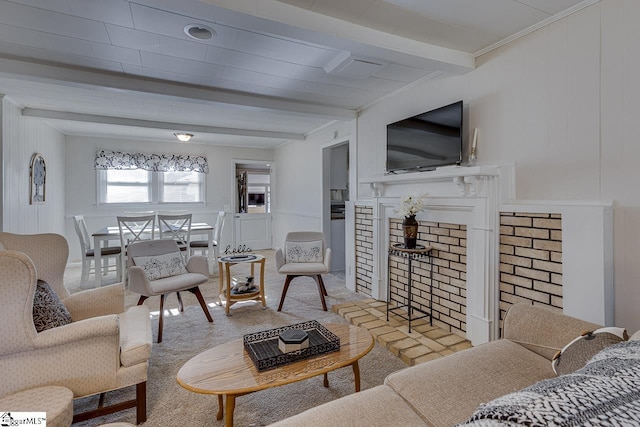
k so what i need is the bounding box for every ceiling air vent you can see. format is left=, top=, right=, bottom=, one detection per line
left=323, top=51, right=385, bottom=79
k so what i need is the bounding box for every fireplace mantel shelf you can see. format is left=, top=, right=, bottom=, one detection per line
left=362, top=165, right=502, bottom=197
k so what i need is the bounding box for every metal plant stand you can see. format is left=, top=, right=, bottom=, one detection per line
left=387, top=243, right=433, bottom=333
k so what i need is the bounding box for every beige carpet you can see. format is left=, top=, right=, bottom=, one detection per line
left=67, top=250, right=408, bottom=426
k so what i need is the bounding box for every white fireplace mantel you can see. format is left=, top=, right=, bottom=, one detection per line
left=364, top=165, right=511, bottom=345
left=362, top=165, right=514, bottom=199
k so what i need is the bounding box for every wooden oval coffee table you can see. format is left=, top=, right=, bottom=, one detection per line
left=177, top=323, right=374, bottom=427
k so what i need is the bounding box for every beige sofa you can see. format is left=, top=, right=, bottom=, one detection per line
left=271, top=304, right=600, bottom=427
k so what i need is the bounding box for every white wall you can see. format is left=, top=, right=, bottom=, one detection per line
left=64, top=135, right=274, bottom=261
left=272, top=121, right=351, bottom=248
left=355, top=0, right=640, bottom=331
left=1, top=98, right=66, bottom=234
left=599, top=0, right=640, bottom=336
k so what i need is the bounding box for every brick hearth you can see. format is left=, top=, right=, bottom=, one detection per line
left=333, top=299, right=472, bottom=366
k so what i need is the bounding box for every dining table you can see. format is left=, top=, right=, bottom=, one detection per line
left=91, top=222, right=215, bottom=287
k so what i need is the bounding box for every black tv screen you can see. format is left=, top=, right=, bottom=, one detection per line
left=386, top=100, right=463, bottom=172
left=248, top=193, right=265, bottom=206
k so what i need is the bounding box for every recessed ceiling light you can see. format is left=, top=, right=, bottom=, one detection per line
left=184, top=24, right=215, bottom=40
left=174, top=133, right=193, bottom=142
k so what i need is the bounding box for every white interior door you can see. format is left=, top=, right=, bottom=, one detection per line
left=234, top=213, right=272, bottom=250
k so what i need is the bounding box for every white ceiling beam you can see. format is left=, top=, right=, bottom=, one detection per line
left=195, top=0, right=475, bottom=73
left=22, top=108, right=306, bottom=140
left=0, top=57, right=356, bottom=121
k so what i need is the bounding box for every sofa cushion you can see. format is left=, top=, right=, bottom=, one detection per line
left=32, top=279, right=73, bottom=332
left=268, top=385, right=427, bottom=427
left=146, top=272, right=208, bottom=294
left=551, top=326, right=627, bottom=375
left=285, top=240, right=323, bottom=263
left=502, top=304, right=599, bottom=361
left=133, top=252, right=187, bottom=280
left=458, top=340, right=640, bottom=426
left=385, top=339, right=555, bottom=427
left=278, top=262, right=327, bottom=275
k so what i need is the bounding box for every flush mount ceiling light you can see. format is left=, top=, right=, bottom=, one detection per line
left=174, top=133, right=193, bottom=142
left=184, top=24, right=216, bottom=40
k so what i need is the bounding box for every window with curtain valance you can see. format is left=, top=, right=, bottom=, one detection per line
left=94, top=150, right=209, bottom=174
left=95, top=150, right=207, bottom=205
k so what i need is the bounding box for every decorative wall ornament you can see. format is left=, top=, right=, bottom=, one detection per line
left=29, top=152, right=46, bottom=204
left=94, top=150, right=209, bottom=173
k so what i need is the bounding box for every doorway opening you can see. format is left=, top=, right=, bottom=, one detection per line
left=237, top=164, right=271, bottom=214
left=322, top=141, right=349, bottom=272
left=233, top=161, right=273, bottom=250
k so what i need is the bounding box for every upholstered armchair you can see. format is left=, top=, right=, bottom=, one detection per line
left=275, top=231, right=332, bottom=311
left=127, top=239, right=213, bottom=343
left=0, top=232, right=151, bottom=424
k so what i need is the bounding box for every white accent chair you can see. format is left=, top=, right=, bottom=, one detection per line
left=73, top=214, right=122, bottom=287
left=0, top=232, right=151, bottom=425
left=275, top=231, right=332, bottom=311
left=127, top=239, right=213, bottom=343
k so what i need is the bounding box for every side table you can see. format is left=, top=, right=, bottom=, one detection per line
left=387, top=243, right=433, bottom=333
left=218, top=254, right=267, bottom=315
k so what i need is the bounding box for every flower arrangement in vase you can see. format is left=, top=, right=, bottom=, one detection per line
left=396, top=195, right=427, bottom=249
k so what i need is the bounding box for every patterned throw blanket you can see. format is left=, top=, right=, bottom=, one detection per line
left=458, top=340, right=640, bottom=426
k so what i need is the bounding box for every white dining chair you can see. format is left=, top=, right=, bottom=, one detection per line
left=189, top=211, right=225, bottom=262
left=72, top=214, right=122, bottom=286
left=158, top=213, right=192, bottom=259
left=117, top=214, right=156, bottom=283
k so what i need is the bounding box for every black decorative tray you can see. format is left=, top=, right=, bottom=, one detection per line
left=243, top=320, right=340, bottom=371
left=220, top=254, right=258, bottom=262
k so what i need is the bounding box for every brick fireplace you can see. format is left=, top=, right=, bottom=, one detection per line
left=354, top=165, right=613, bottom=345
left=388, top=218, right=468, bottom=335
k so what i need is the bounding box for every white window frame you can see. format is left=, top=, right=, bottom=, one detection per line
left=97, top=169, right=206, bottom=206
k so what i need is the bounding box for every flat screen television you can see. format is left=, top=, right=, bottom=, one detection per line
left=386, top=100, right=463, bottom=172
left=248, top=193, right=265, bottom=206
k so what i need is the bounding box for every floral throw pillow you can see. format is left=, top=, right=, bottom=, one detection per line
left=285, top=240, right=323, bottom=263
left=33, top=279, right=73, bottom=332
left=133, top=252, right=188, bottom=280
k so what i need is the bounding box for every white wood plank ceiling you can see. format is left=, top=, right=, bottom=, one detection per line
left=0, top=0, right=592, bottom=147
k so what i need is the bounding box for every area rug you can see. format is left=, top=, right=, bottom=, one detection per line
left=68, top=250, right=408, bottom=426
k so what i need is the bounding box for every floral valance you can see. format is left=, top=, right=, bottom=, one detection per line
left=94, top=150, right=209, bottom=173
